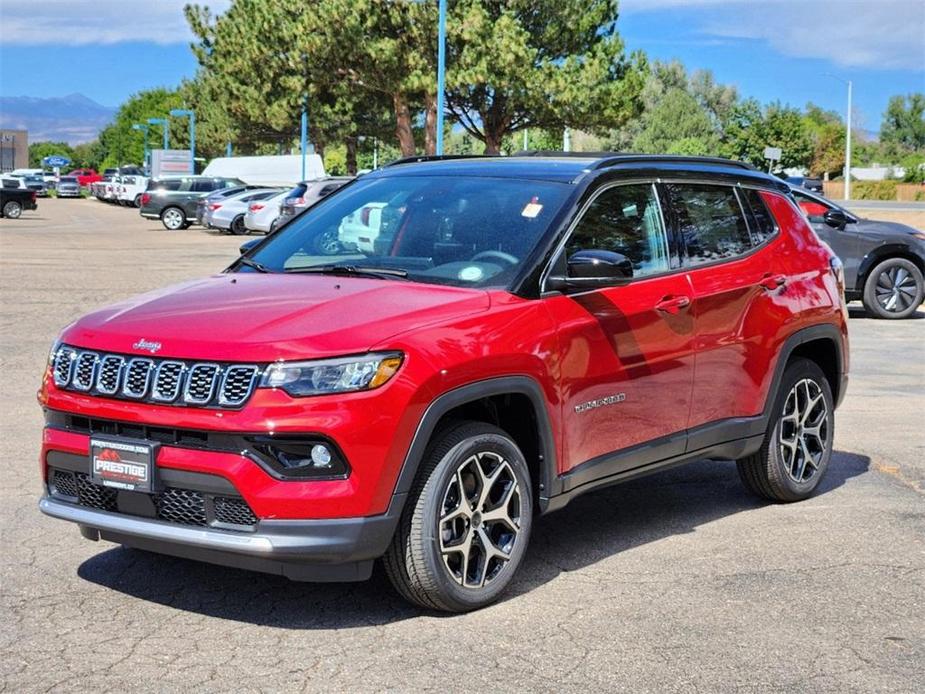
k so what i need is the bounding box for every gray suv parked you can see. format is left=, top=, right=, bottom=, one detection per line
left=792, top=186, right=925, bottom=319
left=140, top=176, right=244, bottom=230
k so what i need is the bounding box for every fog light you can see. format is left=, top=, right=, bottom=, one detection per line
left=311, top=444, right=332, bottom=468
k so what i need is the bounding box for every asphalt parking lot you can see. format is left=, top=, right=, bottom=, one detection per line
left=1, top=199, right=923, bottom=693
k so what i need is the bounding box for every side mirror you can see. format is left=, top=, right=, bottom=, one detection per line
left=547, top=249, right=633, bottom=291
left=239, top=238, right=261, bottom=255
left=824, top=209, right=848, bottom=230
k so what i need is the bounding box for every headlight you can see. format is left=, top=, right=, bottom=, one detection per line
left=47, top=339, right=61, bottom=367
left=259, top=352, right=403, bottom=397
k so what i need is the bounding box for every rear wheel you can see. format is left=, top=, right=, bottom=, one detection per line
left=383, top=421, right=532, bottom=612
left=160, top=207, right=188, bottom=231
left=737, top=358, right=834, bottom=502
left=2, top=201, right=23, bottom=219
left=133, top=194, right=143, bottom=208
left=862, top=257, right=924, bottom=319
left=230, top=215, right=248, bottom=235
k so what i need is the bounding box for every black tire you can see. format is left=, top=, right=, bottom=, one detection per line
left=133, top=194, right=143, bottom=208
left=383, top=421, right=533, bottom=612
left=160, top=206, right=187, bottom=231
left=737, top=358, right=834, bottom=502
left=2, top=200, right=23, bottom=219
left=862, top=257, right=924, bottom=319
left=230, top=215, right=248, bottom=236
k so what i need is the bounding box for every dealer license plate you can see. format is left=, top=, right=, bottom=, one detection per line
left=89, top=437, right=157, bottom=493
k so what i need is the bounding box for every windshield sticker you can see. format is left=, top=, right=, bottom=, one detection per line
left=521, top=197, right=543, bottom=218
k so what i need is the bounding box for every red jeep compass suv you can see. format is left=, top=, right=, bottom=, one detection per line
left=39, top=154, right=849, bottom=611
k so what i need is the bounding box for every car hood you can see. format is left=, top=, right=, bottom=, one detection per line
left=61, top=273, right=491, bottom=362
left=857, top=218, right=923, bottom=236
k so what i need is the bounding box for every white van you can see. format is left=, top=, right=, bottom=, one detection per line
left=202, top=155, right=325, bottom=187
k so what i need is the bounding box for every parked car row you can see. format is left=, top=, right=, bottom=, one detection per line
left=136, top=175, right=354, bottom=234
left=90, top=174, right=149, bottom=207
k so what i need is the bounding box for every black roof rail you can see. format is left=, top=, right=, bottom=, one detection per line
left=383, top=154, right=490, bottom=167
left=513, top=150, right=756, bottom=171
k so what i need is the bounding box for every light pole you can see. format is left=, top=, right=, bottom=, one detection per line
left=147, top=118, right=169, bottom=150
left=435, top=0, right=447, bottom=155
left=169, top=109, right=196, bottom=173
left=300, top=95, right=309, bottom=180
left=131, top=123, right=149, bottom=171
left=826, top=74, right=853, bottom=200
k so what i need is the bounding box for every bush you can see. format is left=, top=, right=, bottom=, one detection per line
left=851, top=180, right=898, bottom=200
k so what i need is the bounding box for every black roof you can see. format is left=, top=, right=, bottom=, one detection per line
left=378, top=152, right=781, bottom=189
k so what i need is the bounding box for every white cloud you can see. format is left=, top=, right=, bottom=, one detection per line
left=620, top=0, right=925, bottom=71
left=0, top=0, right=231, bottom=45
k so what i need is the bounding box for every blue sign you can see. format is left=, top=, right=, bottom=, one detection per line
left=43, top=155, right=71, bottom=167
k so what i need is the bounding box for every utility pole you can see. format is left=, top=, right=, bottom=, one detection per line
left=563, top=128, right=571, bottom=152
left=435, top=0, right=447, bottom=155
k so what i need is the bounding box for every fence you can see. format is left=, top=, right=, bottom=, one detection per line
left=823, top=181, right=925, bottom=202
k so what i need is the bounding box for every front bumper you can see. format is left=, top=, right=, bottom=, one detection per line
left=39, top=492, right=403, bottom=582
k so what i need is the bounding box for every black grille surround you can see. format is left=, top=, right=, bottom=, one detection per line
left=48, top=468, right=258, bottom=529
left=52, top=345, right=262, bottom=409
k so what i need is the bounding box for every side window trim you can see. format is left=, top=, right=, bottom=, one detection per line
left=540, top=179, right=676, bottom=293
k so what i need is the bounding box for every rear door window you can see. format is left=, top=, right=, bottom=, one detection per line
left=666, top=184, right=752, bottom=265
left=190, top=179, right=215, bottom=192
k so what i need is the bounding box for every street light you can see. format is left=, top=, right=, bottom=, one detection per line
left=147, top=118, right=169, bottom=150
left=435, top=0, right=447, bottom=155
left=131, top=123, right=149, bottom=172
left=169, top=109, right=196, bottom=173
left=826, top=74, right=853, bottom=200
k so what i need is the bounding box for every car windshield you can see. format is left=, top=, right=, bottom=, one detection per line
left=59, top=177, right=78, bottom=183
left=243, top=174, right=571, bottom=288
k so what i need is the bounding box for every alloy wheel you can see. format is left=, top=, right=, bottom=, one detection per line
left=162, top=208, right=184, bottom=230
left=439, top=451, right=523, bottom=589
left=778, top=378, right=829, bottom=483
left=875, top=265, right=918, bottom=313
left=3, top=201, right=22, bottom=219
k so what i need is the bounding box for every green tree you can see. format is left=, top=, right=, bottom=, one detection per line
left=186, top=0, right=430, bottom=161
left=71, top=140, right=106, bottom=170
left=28, top=141, right=75, bottom=168
left=880, top=93, right=925, bottom=154
left=97, top=87, right=185, bottom=169
left=445, top=0, right=646, bottom=153
left=802, top=102, right=845, bottom=178
left=631, top=88, right=720, bottom=155
left=722, top=100, right=812, bottom=171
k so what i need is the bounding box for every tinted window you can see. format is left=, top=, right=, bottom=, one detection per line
left=2, top=179, right=20, bottom=189
left=191, top=179, right=216, bottom=192
left=149, top=179, right=182, bottom=191
left=565, top=184, right=669, bottom=279
left=668, top=184, right=751, bottom=265
left=740, top=189, right=778, bottom=245
left=59, top=177, right=78, bottom=183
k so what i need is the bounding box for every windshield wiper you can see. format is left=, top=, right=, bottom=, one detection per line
left=237, top=257, right=273, bottom=273
left=284, top=264, right=409, bottom=280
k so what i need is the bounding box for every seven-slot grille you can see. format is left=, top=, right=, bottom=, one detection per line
left=52, top=346, right=260, bottom=408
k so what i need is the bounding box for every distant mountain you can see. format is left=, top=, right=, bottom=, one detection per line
left=0, top=93, right=115, bottom=144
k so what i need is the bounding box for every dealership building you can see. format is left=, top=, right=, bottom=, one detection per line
left=0, top=129, right=29, bottom=172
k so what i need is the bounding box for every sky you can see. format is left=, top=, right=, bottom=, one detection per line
left=0, top=0, right=923, bottom=134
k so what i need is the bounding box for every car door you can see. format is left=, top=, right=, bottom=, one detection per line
left=792, top=189, right=860, bottom=285
left=665, top=182, right=800, bottom=446
left=543, top=182, right=695, bottom=478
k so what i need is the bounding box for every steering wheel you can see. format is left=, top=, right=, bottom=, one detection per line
left=471, top=250, right=518, bottom=266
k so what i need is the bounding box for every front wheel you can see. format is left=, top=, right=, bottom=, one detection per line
left=383, top=421, right=533, bottom=612
left=737, top=358, right=834, bottom=502
left=2, top=201, right=23, bottom=219
left=160, top=207, right=188, bottom=231
left=862, top=257, right=924, bottom=319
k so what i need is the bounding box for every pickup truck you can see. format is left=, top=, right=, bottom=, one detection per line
left=0, top=187, right=38, bottom=219
left=67, top=169, right=102, bottom=188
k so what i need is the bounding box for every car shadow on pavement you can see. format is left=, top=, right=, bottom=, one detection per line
left=77, top=450, right=870, bottom=627
left=848, top=305, right=924, bottom=320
